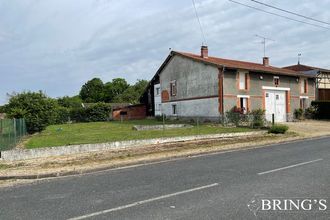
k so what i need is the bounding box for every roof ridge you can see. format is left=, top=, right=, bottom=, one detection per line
left=177, top=51, right=268, bottom=66
left=172, top=50, right=314, bottom=78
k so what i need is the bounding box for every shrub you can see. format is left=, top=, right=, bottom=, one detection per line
left=304, top=106, right=317, bottom=119
left=6, top=91, right=59, bottom=133
left=311, top=101, right=330, bottom=119
left=69, top=103, right=112, bottom=122
left=0, top=105, right=7, bottom=113
left=250, top=109, right=265, bottom=128
left=70, top=107, right=86, bottom=122
left=294, top=108, right=304, bottom=120
left=85, top=103, right=112, bottom=122
left=268, top=124, right=289, bottom=134
left=155, top=114, right=165, bottom=121
left=55, top=107, right=70, bottom=124
left=57, top=96, right=82, bottom=109
left=226, top=107, right=242, bottom=126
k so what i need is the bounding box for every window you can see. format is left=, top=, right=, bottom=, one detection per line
left=301, top=79, right=308, bottom=93
left=274, top=76, right=280, bottom=86
left=239, top=72, right=247, bottom=90
left=170, top=81, right=177, bottom=96
left=172, top=104, right=177, bottom=115
left=155, top=103, right=161, bottom=111
left=300, top=98, right=307, bottom=109
left=239, top=98, right=248, bottom=114
left=156, top=87, right=160, bottom=95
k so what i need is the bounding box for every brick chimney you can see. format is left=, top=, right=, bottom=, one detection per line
left=263, top=57, right=269, bottom=66
left=201, top=45, right=208, bottom=58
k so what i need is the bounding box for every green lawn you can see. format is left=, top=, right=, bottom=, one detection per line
left=25, top=119, right=254, bottom=149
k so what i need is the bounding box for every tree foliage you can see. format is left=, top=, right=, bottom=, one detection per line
left=104, top=78, right=129, bottom=102
left=57, top=95, right=83, bottom=109
left=6, top=91, right=59, bottom=133
left=113, top=79, right=148, bottom=104
left=79, top=78, right=105, bottom=103
left=79, top=77, right=147, bottom=104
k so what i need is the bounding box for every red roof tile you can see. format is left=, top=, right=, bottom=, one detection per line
left=283, top=64, right=330, bottom=72
left=173, top=51, right=312, bottom=77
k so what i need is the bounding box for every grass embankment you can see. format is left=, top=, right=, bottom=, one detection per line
left=25, top=119, right=253, bottom=149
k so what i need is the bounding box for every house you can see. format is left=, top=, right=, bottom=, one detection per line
left=284, top=64, right=330, bottom=101
left=141, top=46, right=315, bottom=122
left=0, top=113, right=5, bottom=120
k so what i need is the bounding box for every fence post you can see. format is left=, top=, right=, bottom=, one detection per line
left=196, top=117, right=200, bottom=135
left=14, top=118, right=17, bottom=144
left=272, top=114, right=275, bottom=126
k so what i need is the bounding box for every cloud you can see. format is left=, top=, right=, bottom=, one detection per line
left=0, top=0, right=329, bottom=104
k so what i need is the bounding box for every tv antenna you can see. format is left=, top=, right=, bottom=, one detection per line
left=255, top=34, right=275, bottom=57
left=298, top=53, right=302, bottom=64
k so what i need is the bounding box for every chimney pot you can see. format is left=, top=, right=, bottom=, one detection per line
left=201, top=46, right=208, bottom=58
left=263, top=57, right=269, bottom=66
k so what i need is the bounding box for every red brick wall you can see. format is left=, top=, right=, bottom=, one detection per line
left=112, top=105, right=147, bottom=120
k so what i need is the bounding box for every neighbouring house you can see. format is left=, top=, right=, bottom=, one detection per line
left=284, top=64, right=330, bottom=101
left=112, top=104, right=146, bottom=120
left=141, top=46, right=316, bottom=122
left=0, top=113, right=6, bottom=120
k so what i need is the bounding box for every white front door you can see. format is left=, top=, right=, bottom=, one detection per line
left=265, top=90, right=286, bottom=122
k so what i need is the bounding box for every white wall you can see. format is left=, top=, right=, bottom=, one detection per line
left=154, top=83, right=162, bottom=116
left=162, top=97, right=219, bottom=118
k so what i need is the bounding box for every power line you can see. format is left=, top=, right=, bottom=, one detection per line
left=251, top=0, right=330, bottom=26
left=228, top=0, right=330, bottom=30
left=192, top=0, right=207, bottom=45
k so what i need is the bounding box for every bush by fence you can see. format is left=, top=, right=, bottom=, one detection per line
left=5, top=91, right=59, bottom=133
left=311, top=101, right=330, bottom=119
left=0, top=118, right=27, bottom=151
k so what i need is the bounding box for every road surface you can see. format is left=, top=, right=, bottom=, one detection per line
left=0, top=137, right=329, bottom=219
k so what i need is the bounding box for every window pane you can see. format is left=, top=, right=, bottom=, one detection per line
left=239, top=72, right=246, bottom=89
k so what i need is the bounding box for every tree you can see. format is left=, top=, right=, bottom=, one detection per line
left=79, top=78, right=105, bottom=103
left=113, top=79, right=148, bottom=104
left=104, top=78, right=129, bottom=102
left=6, top=91, right=59, bottom=133
left=57, top=95, right=83, bottom=109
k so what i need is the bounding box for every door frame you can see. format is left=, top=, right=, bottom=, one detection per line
left=262, top=86, right=290, bottom=122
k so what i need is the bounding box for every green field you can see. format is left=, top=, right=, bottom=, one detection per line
left=25, top=119, right=254, bottom=149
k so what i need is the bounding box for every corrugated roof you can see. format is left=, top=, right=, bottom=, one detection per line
left=173, top=51, right=313, bottom=78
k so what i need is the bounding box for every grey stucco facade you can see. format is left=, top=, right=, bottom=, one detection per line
left=144, top=49, right=316, bottom=121
left=223, top=70, right=315, bottom=114
left=160, top=55, right=220, bottom=117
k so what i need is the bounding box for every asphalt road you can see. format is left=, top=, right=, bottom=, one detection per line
left=0, top=137, right=329, bottom=220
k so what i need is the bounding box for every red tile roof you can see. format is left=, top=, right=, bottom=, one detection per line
left=173, top=51, right=313, bottom=78
left=283, top=64, right=330, bottom=72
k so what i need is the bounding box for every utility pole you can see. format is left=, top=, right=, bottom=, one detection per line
left=255, top=34, right=275, bottom=57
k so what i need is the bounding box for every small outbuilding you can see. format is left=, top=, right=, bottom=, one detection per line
left=112, top=104, right=146, bottom=120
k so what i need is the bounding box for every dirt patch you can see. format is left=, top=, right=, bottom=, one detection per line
left=283, top=120, right=330, bottom=137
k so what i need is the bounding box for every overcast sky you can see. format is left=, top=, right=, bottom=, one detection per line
left=0, top=0, right=329, bottom=104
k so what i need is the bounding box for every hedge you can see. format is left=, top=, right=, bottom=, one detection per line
left=268, top=125, right=289, bottom=134
left=70, top=103, right=112, bottom=123
left=311, top=101, right=330, bottom=119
